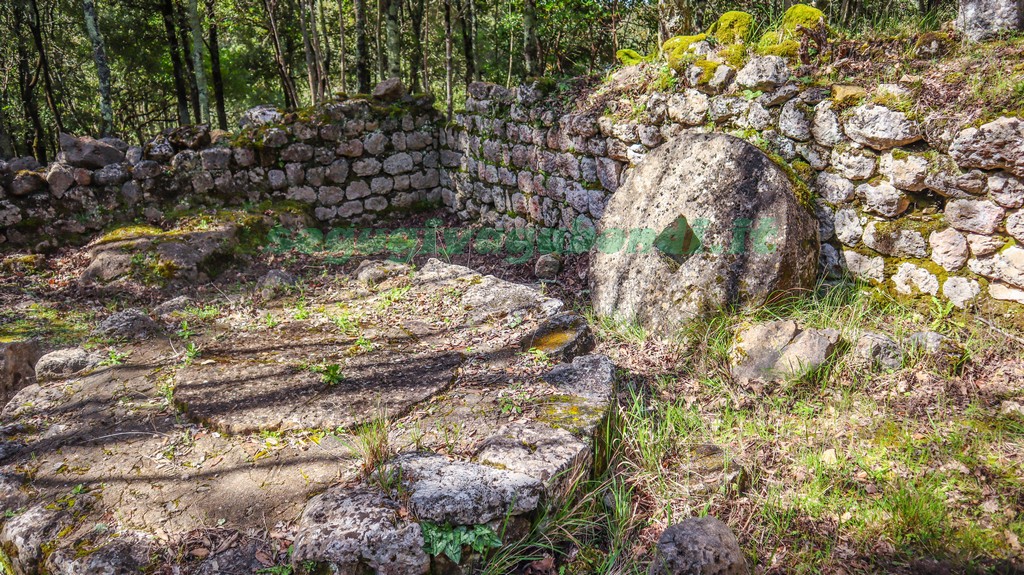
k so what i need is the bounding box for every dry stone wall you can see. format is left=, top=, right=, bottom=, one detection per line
left=442, top=61, right=1024, bottom=309
left=0, top=96, right=445, bottom=250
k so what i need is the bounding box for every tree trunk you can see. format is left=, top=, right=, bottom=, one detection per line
left=176, top=0, right=201, bottom=122
left=458, top=0, right=475, bottom=85
left=408, top=0, right=425, bottom=91
left=83, top=0, right=114, bottom=136
left=443, top=0, right=453, bottom=119
left=337, top=0, right=348, bottom=92
left=522, top=0, right=538, bottom=76
left=26, top=0, right=63, bottom=133
left=187, top=0, right=210, bottom=124
left=299, top=0, right=321, bottom=103
left=657, top=0, right=692, bottom=47
left=376, top=0, right=385, bottom=82
left=161, top=0, right=190, bottom=125
left=205, top=0, right=228, bottom=129
left=12, top=3, right=46, bottom=160
left=263, top=0, right=299, bottom=107
left=353, top=0, right=371, bottom=92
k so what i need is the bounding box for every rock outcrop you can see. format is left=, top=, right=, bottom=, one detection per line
left=591, top=133, right=819, bottom=336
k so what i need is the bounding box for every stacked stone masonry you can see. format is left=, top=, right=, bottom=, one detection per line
left=0, top=97, right=445, bottom=249
left=440, top=63, right=1024, bottom=309
left=2, top=58, right=1024, bottom=309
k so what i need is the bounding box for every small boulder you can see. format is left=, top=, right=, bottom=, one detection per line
left=906, top=331, right=965, bottom=372
left=730, top=321, right=841, bottom=384
left=153, top=295, right=195, bottom=318
left=542, top=354, right=615, bottom=403
left=735, top=56, right=790, bottom=91
left=35, top=348, right=101, bottom=381
left=372, top=77, right=406, bottom=102
left=534, top=253, right=562, bottom=280
left=843, top=104, right=922, bottom=150
left=355, top=259, right=410, bottom=285
left=59, top=132, right=126, bottom=169
left=2, top=341, right=42, bottom=407
left=93, top=309, right=160, bottom=340
left=257, top=269, right=298, bottom=298
left=649, top=516, right=748, bottom=575
left=239, top=105, right=283, bottom=128
left=520, top=313, right=595, bottom=362
left=849, top=332, right=902, bottom=371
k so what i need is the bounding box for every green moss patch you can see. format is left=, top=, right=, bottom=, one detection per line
left=710, top=11, right=753, bottom=45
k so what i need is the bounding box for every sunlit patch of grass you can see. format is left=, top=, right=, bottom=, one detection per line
left=0, top=303, right=95, bottom=345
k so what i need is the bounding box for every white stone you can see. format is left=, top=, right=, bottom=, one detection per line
left=949, top=117, right=1024, bottom=177
left=834, top=208, right=863, bottom=246
left=842, top=249, right=884, bottom=282
left=857, top=180, right=909, bottom=218
left=929, top=228, right=969, bottom=271
left=945, top=199, right=1006, bottom=235
left=880, top=151, right=928, bottom=191
left=968, top=245, right=1024, bottom=289
left=735, top=56, right=790, bottom=91
left=1007, top=210, right=1024, bottom=242
left=843, top=104, right=922, bottom=150
left=831, top=145, right=877, bottom=181
left=778, top=99, right=811, bottom=141
left=966, top=233, right=1005, bottom=257
left=989, top=172, right=1024, bottom=208
left=816, top=171, right=854, bottom=204
left=863, top=220, right=927, bottom=258
left=989, top=281, right=1024, bottom=303
left=942, top=276, right=981, bottom=308
left=893, top=262, right=939, bottom=296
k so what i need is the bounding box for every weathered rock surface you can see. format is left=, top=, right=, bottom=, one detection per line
left=520, top=313, right=595, bottom=361
left=1, top=341, right=42, bottom=407
left=59, top=132, right=125, bottom=169
left=649, top=516, right=749, bottom=575
left=850, top=332, right=902, bottom=371
left=93, top=308, right=160, bottom=340
left=34, top=347, right=101, bottom=381
left=949, top=117, right=1024, bottom=176
left=956, top=0, right=1023, bottom=41
left=591, top=133, right=818, bottom=337
left=730, top=320, right=841, bottom=384
left=843, top=104, right=921, bottom=150
left=292, top=486, right=430, bottom=575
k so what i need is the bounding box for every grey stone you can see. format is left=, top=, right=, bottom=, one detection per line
left=292, top=486, right=429, bottom=575
left=730, top=320, right=839, bottom=384
left=857, top=180, right=909, bottom=217
left=520, top=313, right=595, bottom=362
left=45, top=164, right=75, bottom=198
left=35, top=348, right=100, bottom=382
left=591, top=133, right=818, bottom=337
left=906, top=330, right=964, bottom=371
left=93, top=309, right=160, bottom=340
left=966, top=233, right=1004, bottom=257
left=59, top=132, right=125, bottom=169
left=475, top=422, right=588, bottom=492
left=735, top=56, right=790, bottom=91
left=843, top=104, right=922, bottom=149
left=2, top=341, right=41, bottom=408
left=46, top=536, right=151, bottom=575
left=811, top=101, right=846, bottom=147
left=1008, top=210, right=1024, bottom=242
left=9, top=171, right=45, bottom=196
left=666, top=90, right=710, bottom=126
left=945, top=199, right=1006, bottom=234
left=842, top=249, right=884, bottom=282
left=542, top=354, right=615, bottom=403
left=862, top=220, right=927, bottom=258
left=850, top=332, right=902, bottom=371
left=0, top=503, right=75, bottom=574
left=989, top=172, right=1024, bottom=208
left=817, top=172, right=855, bottom=204
left=383, top=152, right=414, bottom=175
left=461, top=274, right=563, bottom=324
left=534, top=253, right=561, bottom=280
left=355, top=259, right=410, bottom=285
left=132, top=160, right=162, bottom=180
left=778, top=99, right=811, bottom=141
left=949, top=117, right=1024, bottom=177
left=380, top=453, right=543, bottom=525
left=968, top=245, right=1024, bottom=289
left=956, top=0, right=1023, bottom=41
left=372, top=77, right=406, bottom=101
left=239, top=104, right=283, bottom=127
left=831, top=145, right=877, bottom=181
left=200, top=147, right=232, bottom=171
left=880, top=151, right=929, bottom=191
left=649, top=517, right=748, bottom=575
left=353, top=157, right=383, bottom=177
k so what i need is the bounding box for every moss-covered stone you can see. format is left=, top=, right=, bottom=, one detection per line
left=757, top=38, right=800, bottom=58
left=719, top=43, right=748, bottom=68
left=616, top=49, right=645, bottom=66
left=781, top=4, right=826, bottom=38
left=711, top=11, right=754, bottom=45
left=692, top=59, right=720, bottom=84
left=98, top=224, right=165, bottom=245
left=663, top=34, right=708, bottom=70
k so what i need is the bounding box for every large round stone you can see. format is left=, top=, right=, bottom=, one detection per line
left=590, top=133, right=818, bottom=337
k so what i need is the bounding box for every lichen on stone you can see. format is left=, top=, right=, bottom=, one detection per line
left=663, top=34, right=708, bottom=70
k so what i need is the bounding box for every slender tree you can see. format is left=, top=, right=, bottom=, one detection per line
left=187, top=0, right=210, bottom=123
left=206, top=0, right=228, bottom=129
left=443, top=0, right=453, bottom=119
left=382, top=0, right=401, bottom=79
left=262, top=0, right=299, bottom=107
left=26, top=0, right=64, bottom=133
left=12, top=1, right=47, bottom=159
left=337, top=0, right=348, bottom=92
left=458, top=0, right=475, bottom=85
left=161, top=0, right=190, bottom=125
left=353, top=0, right=371, bottom=92
left=82, top=0, right=114, bottom=136
left=176, top=0, right=201, bottom=122
left=408, top=0, right=425, bottom=91
left=523, top=0, right=539, bottom=76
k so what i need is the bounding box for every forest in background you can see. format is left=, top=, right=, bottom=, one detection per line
left=1, top=0, right=956, bottom=161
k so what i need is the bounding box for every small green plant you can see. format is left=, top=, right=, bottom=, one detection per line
left=498, top=383, right=531, bottom=416
left=375, top=286, right=410, bottom=311
left=99, top=349, right=129, bottom=366
left=344, top=416, right=392, bottom=477
left=185, top=304, right=221, bottom=321
left=524, top=347, right=551, bottom=365
left=330, top=311, right=359, bottom=335
left=354, top=335, right=374, bottom=352
left=176, top=320, right=195, bottom=340
left=183, top=342, right=202, bottom=364
left=292, top=299, right=310, bottom=320
left=263, top=312, right=280, bottom=328
left=308, top=362, right=345, bottom=386
left=740, top=88, right=763, bottom=100
left=421, top=522, right=502, bottom=563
